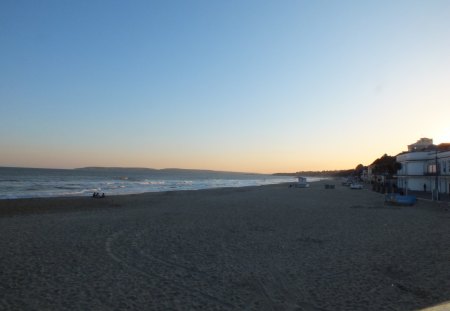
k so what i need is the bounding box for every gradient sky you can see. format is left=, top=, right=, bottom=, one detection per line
left=1, top=0, right=449, bottom=173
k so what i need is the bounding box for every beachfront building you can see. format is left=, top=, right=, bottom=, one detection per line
left=407, top=137, right=433, bottom=152
left=396, top=138, right=450, bottom=198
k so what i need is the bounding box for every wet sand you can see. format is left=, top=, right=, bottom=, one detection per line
left=1, top=181, right=450, bottom=310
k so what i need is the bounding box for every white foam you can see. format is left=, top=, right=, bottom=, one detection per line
left=0, top=170, right=307, bottom=199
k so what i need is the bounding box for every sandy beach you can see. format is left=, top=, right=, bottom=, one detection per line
left=1, top=181, right=450, bottom=310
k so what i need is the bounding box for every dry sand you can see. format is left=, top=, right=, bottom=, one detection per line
left=1, top=181, right=450, bottom=310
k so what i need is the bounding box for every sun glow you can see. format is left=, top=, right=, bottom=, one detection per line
left=435, top=130, right=450, bottom=145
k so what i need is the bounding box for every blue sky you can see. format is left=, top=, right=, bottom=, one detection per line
left=1, top=0, right=449, bottom=172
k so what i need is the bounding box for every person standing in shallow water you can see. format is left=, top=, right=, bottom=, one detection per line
left=424, top=183, right=427, bottom=192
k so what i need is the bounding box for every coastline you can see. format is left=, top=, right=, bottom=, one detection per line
left=0, top=178, right=331, bottom=217
left=0, top=167, right=301, bottom=200
left=0, top=182, right=296, bottom=217
left=1, top=180, right=449, bottom=310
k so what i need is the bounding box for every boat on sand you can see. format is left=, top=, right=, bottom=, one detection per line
left=385, top=193, right=417, bottom=206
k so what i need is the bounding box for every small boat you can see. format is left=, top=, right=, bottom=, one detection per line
left=385, top=193, right=416, bottom=206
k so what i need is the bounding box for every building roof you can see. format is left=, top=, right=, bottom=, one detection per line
left=437, top=143, right=450, bottom=151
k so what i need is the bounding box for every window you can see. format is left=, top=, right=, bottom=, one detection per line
left=428, top=164, right=437, bottom=174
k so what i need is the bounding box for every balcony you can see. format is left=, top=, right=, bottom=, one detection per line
left=423, top=172, right=438, bottom=176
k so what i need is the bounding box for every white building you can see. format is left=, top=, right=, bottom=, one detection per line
left=396, top=138, right=450, bottom=196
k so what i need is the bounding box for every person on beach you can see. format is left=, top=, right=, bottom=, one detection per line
left=92, top=192, right=102, bottom=198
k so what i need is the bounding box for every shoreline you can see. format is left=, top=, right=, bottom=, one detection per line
left=0, top=179, right=445, bottom=218
left=0, top=182, right=296, bottom=217
left=3, top=166, right=334, bottom=201
left=0, top=175, right=306, bottom=201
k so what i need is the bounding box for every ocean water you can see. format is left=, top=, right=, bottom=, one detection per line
left=0, top=167, right=320, bottom=199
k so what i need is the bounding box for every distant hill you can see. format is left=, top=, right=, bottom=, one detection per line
left=76, top=167, right=157, bottom=171
left=273, top=169, right=357, bottom=178
left=75, top=167, right=260, bottom=175
left=78, top=167, right=357, bottom=177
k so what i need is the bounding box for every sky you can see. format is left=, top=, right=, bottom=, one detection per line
left=1, top=0, right=449, bottom=173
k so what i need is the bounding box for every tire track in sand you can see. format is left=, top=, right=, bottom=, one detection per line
left=105, top=230, right=237, bottom=310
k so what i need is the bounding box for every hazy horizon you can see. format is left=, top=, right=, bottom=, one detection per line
left=0, top=165, right=267, bottom=174
left=1, top=1, right=449, bottom=174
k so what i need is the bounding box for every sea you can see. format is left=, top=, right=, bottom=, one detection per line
left=0, top=167, right=320, bottom=199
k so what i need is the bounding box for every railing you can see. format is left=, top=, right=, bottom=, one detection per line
left=396, top=171, right=450, bottom=176
left=394, top=172, right=444, bottom=177
left=423, top=172, right=438, bottom=176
